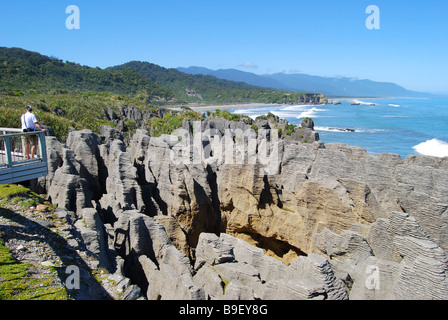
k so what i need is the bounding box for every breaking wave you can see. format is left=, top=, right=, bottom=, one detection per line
left=413, top=139, right=448, bottom=158
left=352, top=100, right=378, bottom=106
left=297, top=107, right=328, bottom=119
left=315, top=127, right=388, bottom=133
left=315, top=126, right=356, bottom=133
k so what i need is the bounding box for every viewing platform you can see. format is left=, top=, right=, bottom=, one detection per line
left=0, top=128, right=48, bottom=185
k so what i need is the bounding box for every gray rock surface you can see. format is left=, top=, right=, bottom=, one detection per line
left=47, top=148, right=92, bottom=216
left=35, top=127, right=448, bottom=300
left=97, top=139, right=145, bottom=216
left=194, top=233, right=348, bottom=300
left=74, top=208, right=111, bottom=270
left=66, top=130, right=103, bottom=200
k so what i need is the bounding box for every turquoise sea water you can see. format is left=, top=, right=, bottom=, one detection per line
left=231, top=97, right=448, bottom=159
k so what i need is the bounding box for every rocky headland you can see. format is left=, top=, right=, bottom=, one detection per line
left=27, top=114, right=448, bottom=300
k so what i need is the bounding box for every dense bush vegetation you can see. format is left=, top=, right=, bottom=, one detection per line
left=146, top=110, right=204, bottom=137
left=0, top=91, right=137, bottom=140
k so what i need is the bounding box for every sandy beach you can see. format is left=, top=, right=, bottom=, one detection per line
left=168, top=103, right=280, bottom=113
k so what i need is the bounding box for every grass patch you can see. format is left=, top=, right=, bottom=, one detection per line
left=0, top=239, right=68, bottom=300
left=0, top=184, right=44, bottom=209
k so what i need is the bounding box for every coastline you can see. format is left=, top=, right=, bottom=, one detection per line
left=167, top=103, right=282, bottom=113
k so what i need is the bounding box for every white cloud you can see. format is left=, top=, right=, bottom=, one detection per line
left=239, top=61, right=258, bottom=69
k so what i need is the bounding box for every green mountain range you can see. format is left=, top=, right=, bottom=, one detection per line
left=0, top=47, right=173, bottom=101
left=0, top=47, right=319, bottom=105
left=108, top=61, right=317, bottom=104
left=178, top=66, right=430, bottom=98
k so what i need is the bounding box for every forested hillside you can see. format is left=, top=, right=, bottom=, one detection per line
left=1, top=47, right=320, bottom=105
left=109, top=61, right=315, bottom=104
left=0, top=47, right=173, bottom=102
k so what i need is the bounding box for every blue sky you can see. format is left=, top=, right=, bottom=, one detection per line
left=0, top=0, right=447, bottom=93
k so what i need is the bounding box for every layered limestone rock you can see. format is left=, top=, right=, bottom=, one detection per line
left=193, top=233, right=348, bottom=300
left=129, top=130, right=220, bottom=248
left=36, top=124, right=448, bottom=300
left=47, top=147, right=92, bottom=216
left=112, top=210, right=206, bottom=300
left=313, top=211, right=448, bottom=300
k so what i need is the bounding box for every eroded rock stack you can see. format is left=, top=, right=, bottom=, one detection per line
left=36, top=120, right=448, bottom=300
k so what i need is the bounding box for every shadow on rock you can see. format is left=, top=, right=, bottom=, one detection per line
left=0, top=207, right=113, bottom=300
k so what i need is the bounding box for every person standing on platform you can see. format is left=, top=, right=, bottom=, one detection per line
left=21, top=106, right=47, bottom=159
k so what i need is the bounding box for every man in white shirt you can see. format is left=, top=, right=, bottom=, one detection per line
left=21, top=106, right=47, bottom=159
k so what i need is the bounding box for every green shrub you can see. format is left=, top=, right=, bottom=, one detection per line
left=147, top=110, right=202, bottom=137
left=285, top=124, right=296, bottom=136
left=278, top=128, right=283, bottom=138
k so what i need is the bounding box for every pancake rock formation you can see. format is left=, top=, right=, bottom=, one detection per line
left=36, top=118, right=448, bottom=300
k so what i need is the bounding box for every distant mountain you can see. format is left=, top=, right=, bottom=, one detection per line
left=178, top=66, right=429, bottom=98
left=109, top=62, right=267, bottom=103
left=109, top=61, right=323, bottom=104
left=177, top=66, right=292, bottom=91
left=266, top=73, right=426, bottom=98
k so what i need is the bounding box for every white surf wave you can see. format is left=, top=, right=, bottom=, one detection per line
left=280, top=105, right=308, bottom=111
left=315, top=126, right=356, bottom=133
left=389, top=104, right=401, bottom=108
left=270, top=110, right=302, bottom=118
left=233, top=108, right=263, bottom=114
left=315, top=127, right=388, bottom=133
left=352, top=100, right=378, bottom=106
left=356, top=128, right=389, bottom=133
left=281, top=104, right=326, bottom=111
left=413, top=139, right=448, bottom=158
left=297, top=107, right=327, bottom=119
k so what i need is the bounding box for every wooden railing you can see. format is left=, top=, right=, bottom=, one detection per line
left=0, top=128, right=48, bottom=184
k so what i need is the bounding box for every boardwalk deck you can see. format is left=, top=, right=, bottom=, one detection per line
left=0, top=128, right=48, bottom=184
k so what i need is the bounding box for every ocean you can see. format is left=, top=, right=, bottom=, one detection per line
left=231, top=97, right=448, bottom=159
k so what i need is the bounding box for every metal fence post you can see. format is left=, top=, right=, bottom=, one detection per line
left=4, top=136, right=13, bottom=168
left=22, top=133, right=26, bottom=159
left=39, top=132, right=47, bottom=163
